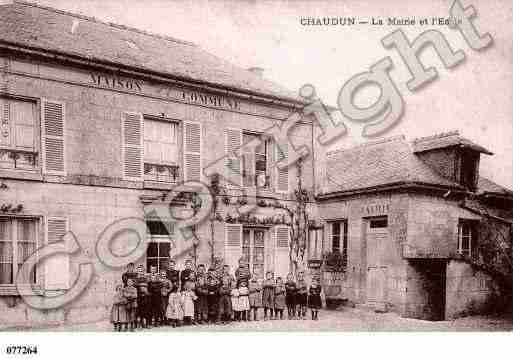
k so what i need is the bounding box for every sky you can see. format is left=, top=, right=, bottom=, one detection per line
left=38, top=0, right=513, bottom=189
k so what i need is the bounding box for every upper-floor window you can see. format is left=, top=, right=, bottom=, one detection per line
left=143, top=117, right=180, bottom=183
left=0, top=217, right=38, bottom=285
left=242, top=132, right=271, bottom=189
left=458, top=219, right=477, bottom=257
left=0, top=98, right=38, bottom=171
left=460, top=151, right=479, bottom=191
left=308, top=227, right=323, bottom=260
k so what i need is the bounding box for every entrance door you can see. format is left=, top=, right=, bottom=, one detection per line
left=365, top=217, right=388, bottom=309
left=242, top=227, right=266, bottom=279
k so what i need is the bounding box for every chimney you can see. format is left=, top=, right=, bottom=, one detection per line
left=247, top=67, right=264, bottom=78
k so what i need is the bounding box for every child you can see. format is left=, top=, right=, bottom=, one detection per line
left=147, top=266, right=162, bottom=327
left=182, top=280, right=197, bottom=325
left=248, top=277, right=262, bottom=321
left=296, top=271, right=308, bottom=320
left=308, top=277, right=322, bottom=320
left=160, top=271, right=172, bottom=325
left=262, top=271, right=275, bottom=320
left=206, top=275, right=220, bottom=324
left=285, top=273, right=297, bottom=319
left=195, top=276, right=209, bottom=323
left=110, top=284, right=128, bottom=331
left=231, top=282, right=240, bottom=321
left=135, top=266, right=150, bottom=328
left=166, top=286, right=184, bottom=327
left=274, top=277, right=286, bottom=320
left=123, top=278, right=138, bottom=331
left=122, top=262, right=138, bottom=287
left=238, top=281, right=250, bottom=321
left=218, top=277, right=232, bottom=324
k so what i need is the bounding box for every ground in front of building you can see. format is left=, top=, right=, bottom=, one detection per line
left=12, top=308, right=513, bottom=332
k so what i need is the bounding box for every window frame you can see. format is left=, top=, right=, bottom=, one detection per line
left=327, top=219, right=348, bottom=267
left=242, top=131, right=271, bottom=190
left=146, top=220, right=174, bottom=273
left=242, top=226, right=267, bottom=279
left=0, top=95, right=40, bottom=174
left=143, top=115, right=181, bottom=184
left=457, top=219, right=477, bottom=257
left=0, top=215, right=41, bottom=294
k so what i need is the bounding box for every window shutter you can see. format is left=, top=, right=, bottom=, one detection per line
left=225, top=224, right=242, bottom=272
left=183, top=121, right=202, bottom=182
left=274, top=225, right=290, bottom=279
left=42, top=100, right=65, bottom=175
left=44, top=217, right=70, bottom=290
left=275, top=143, right=289, bottom=193
left=0, top=100, right=11, bottom=148
left=122, top=112, right=143, bottom=180
left=225, top=128, right=242, bottom=187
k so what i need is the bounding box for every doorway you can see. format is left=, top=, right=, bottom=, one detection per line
left=242, top=227, right=266, bottom=279
left=409, top=259, right=447, bottom=321
left=365, top=216, right=389, bottom=309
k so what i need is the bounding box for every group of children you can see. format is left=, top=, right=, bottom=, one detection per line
left=110, top=259, right=323, bottom=331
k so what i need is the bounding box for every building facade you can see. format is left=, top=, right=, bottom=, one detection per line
left=0, top=2, right=317, bottom=326
left=316, top=133, right=513, bottom=320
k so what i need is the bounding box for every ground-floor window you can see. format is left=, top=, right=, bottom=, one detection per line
left=242, top=227, right=266, bottom=279
left=0, top=217, right=38, bottom=285
left=458, top=219, right=477, bottom=256
left=329, top=220, right=348, bottom=266
left=146, top=220, right=173, bottom=273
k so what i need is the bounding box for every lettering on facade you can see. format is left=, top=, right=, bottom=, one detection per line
left=90, top=73, right=142, bottom=91
left=181, top=90, right=240, bottom=111
left=364, top=203, right=390, bottom=216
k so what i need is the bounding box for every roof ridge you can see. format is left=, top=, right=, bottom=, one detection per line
left=412, top=130, right=459, bottom=143
left=327, top=135, right=406, bottom=157
left=14, top=0, right=197, bottom=47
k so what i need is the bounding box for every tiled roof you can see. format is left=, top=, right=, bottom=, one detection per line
left=477, top=177, right=513, bottom=196
left=321, top=134, right=509, bottom=196
left=0, top=1, right=302, bottom=104
left=412, top=131, right=493, bottom=155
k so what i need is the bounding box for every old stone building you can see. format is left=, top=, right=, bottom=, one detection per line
left=316, top=132, right=513, bottom=320
left=0, top=2, right=318, bottom=326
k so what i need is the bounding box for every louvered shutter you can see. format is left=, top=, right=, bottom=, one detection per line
left=0, top=100, right=11, bottom=148
left=42, top=100, right=65, bottom=175
left=225, top=128, right=242, bottom=187
left=275, top=143, right=289, bottom=193
left=183, top=121, right=202, bottom=182
left=122, top=112, right=143, bottom=180
left=14, top=101, right=35, bottom=150
left=274, top=225, right=290, bottom=278
left=225, top=224, right=242, bottom=272
left=44, top=217, right=70, bottom=290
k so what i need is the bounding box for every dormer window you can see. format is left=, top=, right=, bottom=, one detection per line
left=460, top=150, right=479, bottom=191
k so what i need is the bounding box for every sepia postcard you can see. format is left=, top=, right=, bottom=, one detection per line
left=0, top=0, right=512, bottom=357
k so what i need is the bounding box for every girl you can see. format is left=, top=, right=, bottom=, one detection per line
left=308, top=277, right=322, bottom=320
left=262, top=271, right=275, bottom=320
left=238, top=281, right=250, bottom=321
left=166, top=286, right=184, bottom=327
left=248, top=277, right=262, bottom=321
left=274, top=277, right=286, bottom=320
left=285, top=273, right=297, bottom=319
left=230, top=282, right=241, bottom=321
left=296, top=271, right=308, bottom=320
left=110, top=284, right=128, bottom=331
left=123, top=278, right=138, bottom=331
left=182, top=280, right=198, bottom=325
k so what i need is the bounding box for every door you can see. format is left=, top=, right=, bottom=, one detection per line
left=242, top=227, right=266, bottom=279
left=365, top=217, right=388, bottom=308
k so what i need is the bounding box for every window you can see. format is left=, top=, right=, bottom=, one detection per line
left=242, top=227, right=266, bottom=279
left=308, top=227, right=323, bottom=260
left=146, top=220, right=173, bottom=273
left=242, top=132, right=271, bottom=189
left=458, top=219, right=477, bottom=256
left=369, top=217, right=388, bottom=228
left=0, top=98, right=38, bottom=171
left=460, top=151, right=479, bottom=191
left=329, top=220, right=348, bottom=265
left=0, top=218, right=38, bottom=285
left=143, top=118, right=180, bottom=182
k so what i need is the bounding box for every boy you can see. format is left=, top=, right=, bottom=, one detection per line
left=296, top=271, right=308, bottom=320
left=159, top=270, right=172, bottom=325
left=195, top=263, right=206, bottom=282
left=180, top=259, right=194, bottom=291
left=166, top=259, right=180, bottom=289
left=218, top=277, right=233, bottom=324
left=220, top=264, right=235, bottom=287
left=195, top=276, right=209, bottom=323
left=285, top=273, right=297, bottom=319
left=234, top=259, right=251, bottom=287
left=123, top=278, right=138, bottom=331
left=248, top=276, right=262, bottom=321
left=134, top=264, right=149, bottom=328
left=147, top=266, right=163, bottom=327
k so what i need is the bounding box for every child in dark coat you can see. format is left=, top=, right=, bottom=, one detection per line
left=308, top=278, right=322, bottom=320
left=248, top=277, right=262, bottom=321
left=123, top=278, right=138, bottom=331
left=262, top=271, right=275, bottom=320
left=218, top=277, right=233, bottom=324
left=285, top=273, right=297, bottom=319
left=206, top=275, right=220, bottom=324
left=195, top=276, right=209, bottom=323
left=296, top=271, right=308, bottom=320
left=135, top=266, right=150, bottom=328
left=147, top=267, right=163, bottom=327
